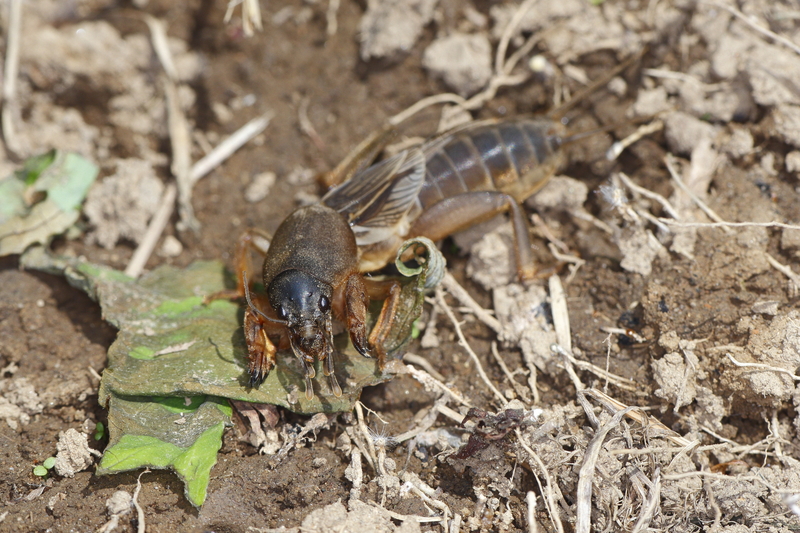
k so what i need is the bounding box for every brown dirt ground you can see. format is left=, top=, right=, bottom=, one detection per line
left=2, top=1, right=800, bottom=532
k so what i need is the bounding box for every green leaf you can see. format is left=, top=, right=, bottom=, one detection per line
left=42, top=457, right=57, bottom=469
left=15, top=150, right=56, bottom=185
left=0, top=151, right=98, bottom=256
left=33, top=465, right=48, bottom=477
left=21, top=241, right=439, bottom=508
left=100, top=434, right=183, bottom=471
left=94, top=422, right=106, bottom=441
left=97, top=395, right=230, bottom=507
left=172, top=422, right=226, bottom=507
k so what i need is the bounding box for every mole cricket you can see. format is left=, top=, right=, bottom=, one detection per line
left=220, top=54, right=644, bottom=399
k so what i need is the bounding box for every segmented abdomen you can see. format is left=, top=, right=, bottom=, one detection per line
left=417, top=118, right=566, bottom=209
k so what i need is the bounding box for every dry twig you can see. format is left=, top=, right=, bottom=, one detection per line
left=664, top=155, right=731, bottom=233
left=725, top=353, right=800, bottom=382
left=124, top=184, right=177, bottom=278
left=190, top=112, right=273, bottom=185
left=1, top=0, right=22, bottom=155
left=440, top=273, right=502, bottom=335
left=132, top=470, right=148, bottom=533
left=436, top=287, right=507, bottom=405
left=403, top=352, right=445, bottom=382
left=223, top=0, right=263, bottom=37
left=516, top=430, right=565, bottom=533
left=703, top=1, right=800, bottom=56
left=575, top=407, right=635, bottom=533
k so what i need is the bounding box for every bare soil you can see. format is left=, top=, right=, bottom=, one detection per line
left=2, top=1, right=800, bottom=532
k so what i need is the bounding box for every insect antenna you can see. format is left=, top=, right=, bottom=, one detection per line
left=242, top=271, right=288, bottom=325
left=559, top=113, right=658, bottom=148
left=547, top=45, right=648, bottom=121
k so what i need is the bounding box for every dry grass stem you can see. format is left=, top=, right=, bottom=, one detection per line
left=630, top=468, right=660, bottom=533
left=569, top=208, right=615, bottom=234
left=124, top=184, right=177, bottom=278
left=394, top=397, right=450, bottom=444
left=404, top=365, right=472, bottom=408
left=441, top=273, right=502, bottom=335
left=491, top=342, right=531, bottom=404
left=436, top=287, right=507, bottom=405
left=606, top=120, right=663, bottom=161
left=548, top=275, right=571, bottom=352
left=531, top=214, right=568, bottom=252
left=389, top=0, right=544, bottom=130
left=366, top=501, right=443, bottom=523
left=526, top=491, right=539, bottom=533
left=575, top=406, right=635, bottom=533
left=403, top=352, right=446, bottom=381
left=704, top=1, right=800, bottom=56
left=145, top=20, right=192, bottom=231
left=326, top=0, right=340, bottom=37
left=616, top=172, right=681, bottom=219
left=144, top=16, right=178, bottom=80
left=607, top=445, right=694, bottom=456
left=224, top=0, right=263, bottom=37
left=664, top=155, right=731, bottom=233
left=401, top=474, right=451, bottom=530
left=389, top=94, right=467, bottom=126
left=555, top=343, right=638, bottom=392
left=145, top=16, right=199, bottom=239
left=657, top=219, right=800, bottom=231
left=583, top=388, right=695, bottom=447
left=354, top=402, right=378, bottom=472
left=765, top=252, right=800, bottom=297
left=494, top=0, right=539, bottom=75
left=190, top=112, right=273, bottom=185
left=547, top=245, right=584, bottom=284
left=516, top=430, right=565, bottom=533
left=725, top=353, right=800, bottom=381
left=2, top=0, right=22, bottom=155
left=298, top=97, right=325, bottom=151
left=436, top=403, right=465, bottom=425
left=600, top=326, right=646, bottom=343
left=164, top=77, right=196, bottom=232
left=643, top=68, right=724, bottom=87
left=550, top=343, right=585, bottom=391
left=132, top=470, right=148, bottom=533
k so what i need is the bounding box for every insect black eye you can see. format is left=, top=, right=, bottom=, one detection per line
left=319, top=296, right=330, bottom=313
left=277, top=306, right=288, bottom=320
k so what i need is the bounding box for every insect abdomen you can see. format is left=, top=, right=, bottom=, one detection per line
left=417, top=118, right=566, bottom=208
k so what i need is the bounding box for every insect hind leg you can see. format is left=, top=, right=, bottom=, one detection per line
left=408, top=191, right=536, bottom=280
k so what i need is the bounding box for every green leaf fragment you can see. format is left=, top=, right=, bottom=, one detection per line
left=0, top=151, right=98, bottom=256
left=128, top=346, right=155, bottom=360
left=15, top=149, right=56, bottom=185
left=98, top=395, right=230, bottom=507
left=100, top=435, right=182, bottom=471
left=42, top=457, right=57, bottom=469
left=33, top=465, right=48, bottom=477
left=94, top=422, right=106, bottom=441
left=172, top=422, right=226, bottom=507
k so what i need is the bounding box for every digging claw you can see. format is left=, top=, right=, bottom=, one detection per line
left=248, top=365, right=270, bottom=388
left=352, top=334, right=372, bottom=358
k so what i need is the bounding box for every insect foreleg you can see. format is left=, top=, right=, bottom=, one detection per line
left=364, top=279, right=402, bottom=371
left=244, top=307, right=279, bottom=387
left=205, top=228, right=272, bottom=303
left=343, top=274, right=372, bottom=358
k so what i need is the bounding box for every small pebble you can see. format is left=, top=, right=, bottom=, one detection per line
left=159, top=235, right=183, bottom=258
left=245, top=171, right=277, bottom=203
